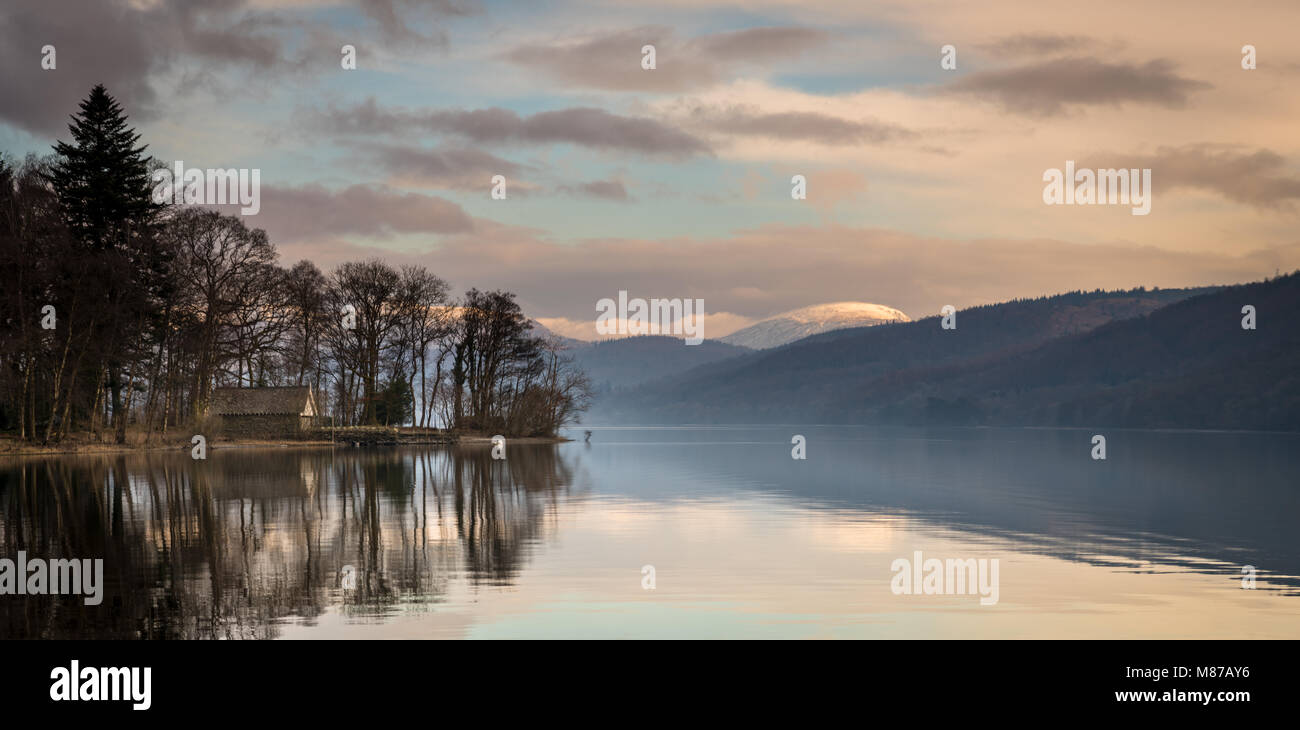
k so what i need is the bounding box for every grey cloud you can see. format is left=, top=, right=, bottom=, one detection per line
left=689, top=106, right=915, bottom=145
left=356, top=0, right=478, bottom=49
left=0, top=0, right=304, bottom=134
left=163, top=1, right=286, bottom=66
left=0, top=0, right=464, bottom=136
left=0, top=0, right=160, bottom=134
left=1093, top=145, right=1300, bottom=211
left=359, top=0, right=431, bottom=46
left=354, top=142, right=523, bottom=189
left=976, top=33, right=1096, bottom=58
left=302, top=97, right=409, bottom=135
left=209, top=184, right=474, bottom=242
left=688, top=26, right=829, bottom=62
left=504, top=26, right=709, bottom=92
left=943, top=57, right=1212, bottom=116
left=305, top=99, right=711, bottom=157
left=558, top=180, right=631, bottom=201
left=503, top=25, right=830, bottom=92
left=517, top=108, right=708, bottom=156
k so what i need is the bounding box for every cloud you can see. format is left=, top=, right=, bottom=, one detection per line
left=0, top=0, right=331, bottom=134
left=208, top=183, right=474, bottom=242
left=353, top=142, right=523, bottom=190
left=355, top=0, right=478, bottom=49
left=685, top=105, right=915, bottom=145
left=535, top=311, right=756, bottom=341
left=512, top=108, right=709, bottom=157
left=302, top=99, right=711, bottom=157
left=976, top=33, right=1097, bottom=58
left=689, top=26, right=829, bottom=62
left=0, top=0, right=468, bottom=135
left=503, top=25, right=830, bottom=92
left=1092, top=145, right=1300, bottom=211
left=942, top=57, right=1212, bottom=116
left=291, top=223, right=1296, bottom=323
left=557, top=180, right=632, bottom=201
left=0, top=0, right=161, bottom=134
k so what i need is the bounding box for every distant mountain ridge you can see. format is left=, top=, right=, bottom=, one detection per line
left=529, top=320, right=589, bottom=349
left=720, top=301, right=909, bottom=349
left=582, top=280, right=1299, bottom=429
left=567, top=335, right=751, bottom=391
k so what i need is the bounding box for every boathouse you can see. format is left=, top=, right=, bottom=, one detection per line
left=207, top=386, right=320, bottom=438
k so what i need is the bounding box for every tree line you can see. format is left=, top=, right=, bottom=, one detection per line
left=0, top=85, right=591, bottom=442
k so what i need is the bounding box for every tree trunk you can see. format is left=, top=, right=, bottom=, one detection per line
left=44, top=307, right=78, bottom=443
left=111, top=363, right=125, bottom=445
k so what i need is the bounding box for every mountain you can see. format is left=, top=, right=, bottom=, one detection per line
left=529, top=319, right=590, bottom=350
left=720, top=302, right=909, bottom=349
left=569, top=335, right=752, bottom=391
left=893, top=273, right=1300, bottom=430
left=592, top=283, right=1242, bottom=425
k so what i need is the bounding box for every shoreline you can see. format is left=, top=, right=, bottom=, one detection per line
left=456, top=434, right=572, bottom=444
left=0, top=432, right=571, bottom=457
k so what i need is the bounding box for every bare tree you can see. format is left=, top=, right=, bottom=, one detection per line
left=392, top=266, right=451, bottom=427
left=329, top=260, right=401, bottom=425
left=163, top=208, right=276, bottom=419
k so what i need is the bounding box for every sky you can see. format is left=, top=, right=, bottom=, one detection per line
left=3, top=0, right=1299, bottom=339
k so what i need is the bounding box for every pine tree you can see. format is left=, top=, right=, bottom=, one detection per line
left=47, top=85, right=165, bottom=443
left=49, top=84, right=160, bottom=250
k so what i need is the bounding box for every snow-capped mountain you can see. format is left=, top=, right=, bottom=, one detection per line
left=720, top=302, right=910, bottom=349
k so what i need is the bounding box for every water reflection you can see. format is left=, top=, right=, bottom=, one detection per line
left=3, top=427, right=1298, bottom=639
left=0, top=446, right=578, bottom=639
left=576, top=427, right=1300, bottom=595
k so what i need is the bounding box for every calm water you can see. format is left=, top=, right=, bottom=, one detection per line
left=2, top=426, right=1298, bottom=639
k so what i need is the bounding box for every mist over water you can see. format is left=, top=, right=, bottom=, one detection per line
left=2, top=426, right=1297, bottom=639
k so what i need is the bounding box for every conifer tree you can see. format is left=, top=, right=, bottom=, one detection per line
left=48, top=85, right=164, bottom=443
left=49, top=84, right=159, bottom=250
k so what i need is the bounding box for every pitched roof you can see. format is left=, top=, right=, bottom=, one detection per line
left=209, top=386, right=316, bottom=416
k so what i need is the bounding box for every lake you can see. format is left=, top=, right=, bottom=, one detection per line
left=2, top=426, right=1297, bottom=639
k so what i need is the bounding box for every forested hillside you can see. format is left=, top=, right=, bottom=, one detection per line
left=585, top=282, right=1292, bottom=428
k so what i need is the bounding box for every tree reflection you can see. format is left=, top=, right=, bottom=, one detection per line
left=0, top=445, right=577, bottom=639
